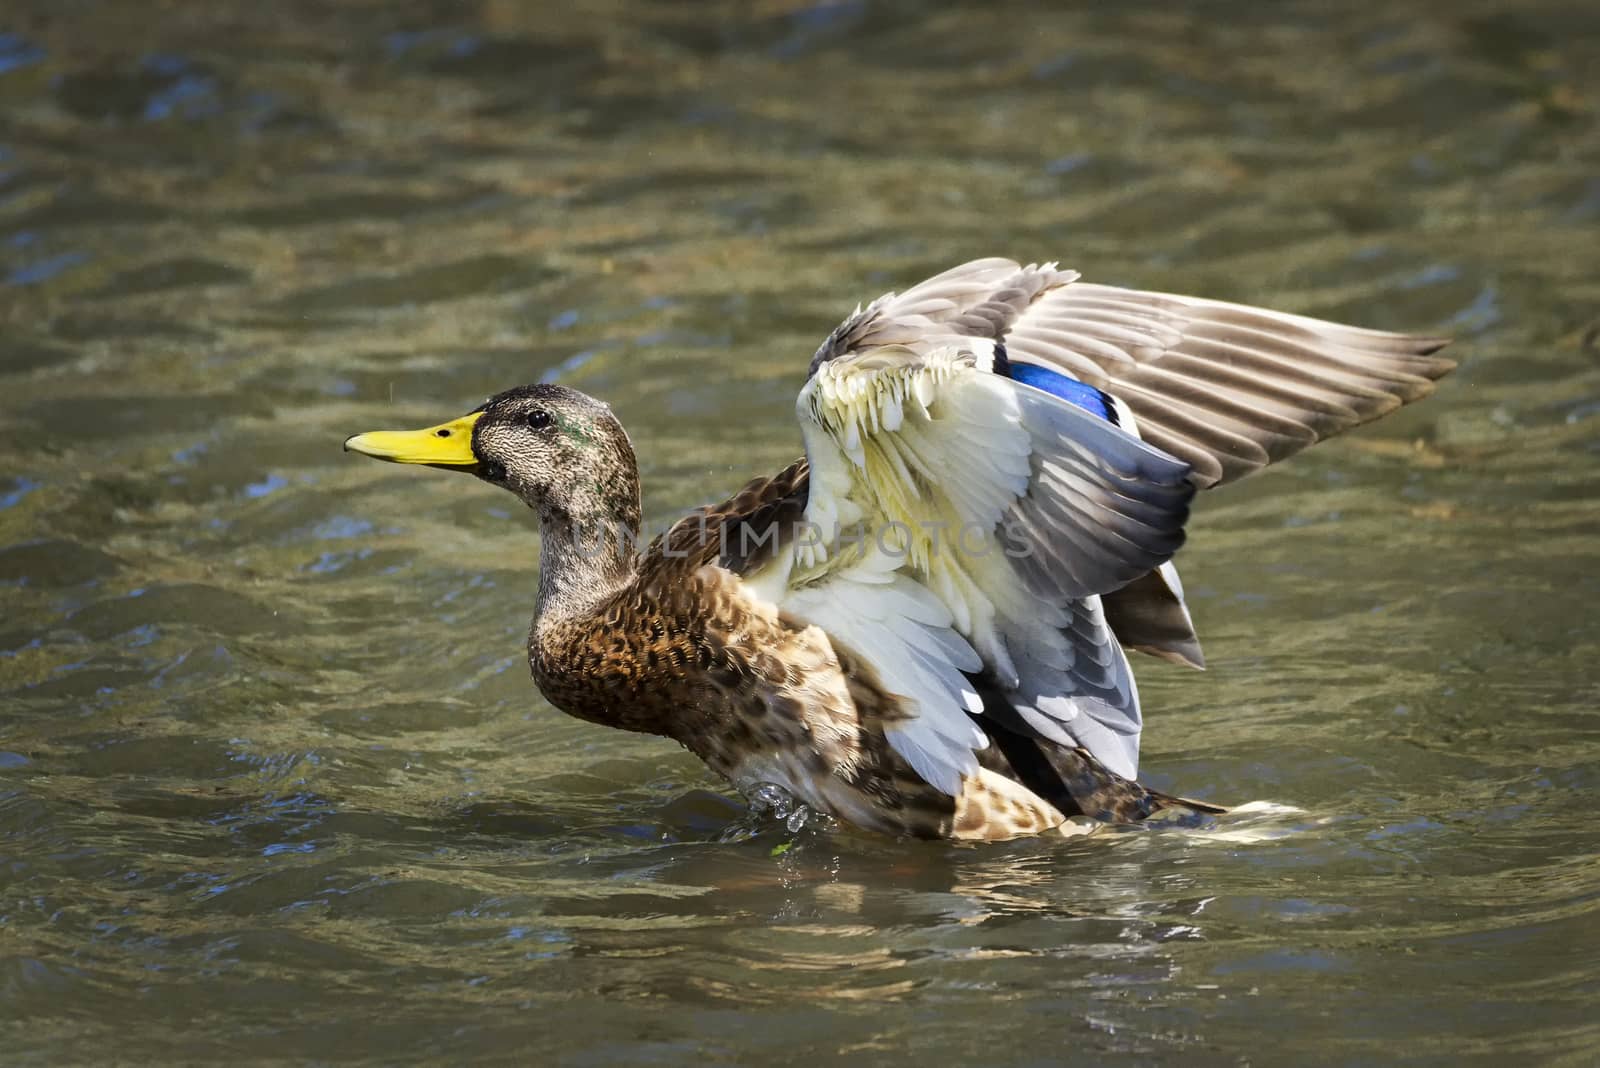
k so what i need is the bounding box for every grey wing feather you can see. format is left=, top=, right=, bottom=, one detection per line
left=808, top=259, right=1074, bottom=375
left=1004, top=282, right=1454, bottom=487
left=989, top=596, right=1144, bottom=779
left=1006, top=384, right=1193, bottom=601
left=817, top=259, right=1453, bottom=489
left=1102, top=562, right=1204, bottom=669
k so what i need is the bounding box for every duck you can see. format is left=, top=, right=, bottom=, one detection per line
left=345, top=258, right=1453, bottom=841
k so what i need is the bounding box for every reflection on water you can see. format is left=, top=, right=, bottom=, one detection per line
left=2, top=0, right=1599, bottom=1063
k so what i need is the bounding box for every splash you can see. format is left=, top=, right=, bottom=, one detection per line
left=743, top=781, right=833, bottom=834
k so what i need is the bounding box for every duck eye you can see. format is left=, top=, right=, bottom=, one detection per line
left=526, top=409, right=553, bottom=430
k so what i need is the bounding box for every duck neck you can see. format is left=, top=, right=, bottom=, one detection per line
left=532, top=490, right=642, bottom=629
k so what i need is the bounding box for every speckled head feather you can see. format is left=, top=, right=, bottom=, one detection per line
left=468, top=384, right=641, bottom=534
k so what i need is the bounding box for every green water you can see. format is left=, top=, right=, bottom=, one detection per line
left=2, top=1, right=1598, bottom=1063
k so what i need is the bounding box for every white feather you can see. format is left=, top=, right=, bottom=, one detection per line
left=785, top=327, right=1187, bottom=792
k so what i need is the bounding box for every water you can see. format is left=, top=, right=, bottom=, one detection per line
left=2, top=1, right=1598, bottom=1063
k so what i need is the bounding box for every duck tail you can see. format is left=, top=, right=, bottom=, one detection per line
left=1144, top=787, right=1229, bottom=817
left=982, top=711, right=1227, bottom=823
left=1051, top=745, right=1229, bottom=823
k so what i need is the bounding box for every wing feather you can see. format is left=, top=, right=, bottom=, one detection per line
left=772, top=343, right=1190, bottom=791
left=766, top=257, right=1452, bottom=794
left=1006, top=280, right=1453, bottom=487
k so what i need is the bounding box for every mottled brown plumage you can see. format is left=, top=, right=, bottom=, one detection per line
left=525, top=453, right=991, bottom=838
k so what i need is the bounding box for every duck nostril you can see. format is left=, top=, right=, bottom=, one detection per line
left=435, top=429, right=451, bottom=438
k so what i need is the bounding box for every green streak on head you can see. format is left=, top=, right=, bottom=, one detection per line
left=554, top=410, right=597, bottom=447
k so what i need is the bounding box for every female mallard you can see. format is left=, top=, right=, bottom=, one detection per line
left=345, top=258, right=1452, bottom=841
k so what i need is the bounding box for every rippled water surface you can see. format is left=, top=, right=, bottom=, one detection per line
left=3, top=1, right=1599, bottom=1063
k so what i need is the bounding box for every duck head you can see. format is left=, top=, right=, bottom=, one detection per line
left=344, top=383, right=641, bottom=533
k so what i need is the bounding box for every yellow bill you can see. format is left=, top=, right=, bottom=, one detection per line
left=344, top=411, right=483, bottom=466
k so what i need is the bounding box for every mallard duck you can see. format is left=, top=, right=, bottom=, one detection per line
left=345, top=258, right=1452, bottom=841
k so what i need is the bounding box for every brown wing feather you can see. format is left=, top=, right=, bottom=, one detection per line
left=648, top=457, right=811, bottom=576
left=1001, top=278, right=1454, bottom=487
left=811, top=259, right=1453, bottom=489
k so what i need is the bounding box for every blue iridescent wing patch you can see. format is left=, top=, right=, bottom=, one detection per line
left=1006, top=362, right=1118, bottom=425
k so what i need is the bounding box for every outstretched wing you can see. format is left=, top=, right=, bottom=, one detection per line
left=815, top=259, right=1455, bottom=488
left=811, top=258, right=1452, bottom=671
left=753, top=259, right=1450, bottom=794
